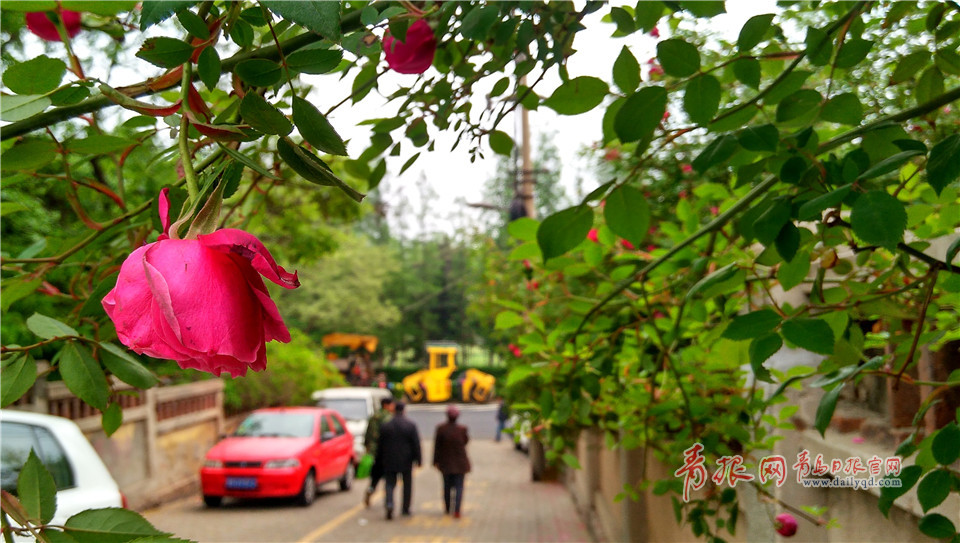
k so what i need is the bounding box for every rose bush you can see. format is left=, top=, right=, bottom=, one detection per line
left=382, top=19, right=436, bottom=74
left=102, top=191, right=300, bottom=377
left=26, top=9, right=81, bottom=42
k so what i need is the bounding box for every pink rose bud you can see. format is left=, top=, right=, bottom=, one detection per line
left=102, top=190, right=299, bottom=377
left=26, top=9, right=81, bottom=42
left=649, top=27, right=660, bottom=38
left=525, top=280, right=539, bottom=291
left=523, top=259, right=532, bottom=270
left=587, top=228, right=599, bottom=243
left=681, top=164, right=693, bottom=174
left=620, top=239, right=635, bottom=250
left=647, top=244, right=657, bottom=252
left=678, top=190, right=688, bottom=199
left=649, top=65, right=664, bottom=77
left=775, top=513, right=798, bottom=537
left=710, top=206, right=719, bottom=215
left=653, top=310, right=666, bottom=319
left=662, top=111, right=670, bottom=122
left=382, top=19, right=436, bottom=74
left=852, top=436, right=865, bottom=444
left=604, top=148, right=620, bottom=161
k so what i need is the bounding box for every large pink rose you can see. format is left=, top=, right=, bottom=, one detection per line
left=26, top=10, right=81, bottom=42
left=382, top=19, right=436, bottom=74
left=102, top=190, right=299, bottom=377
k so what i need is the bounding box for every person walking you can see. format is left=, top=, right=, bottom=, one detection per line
left=495, top=397, right=509, bottom=442
left=433, top=404, right=471, bottom=518
left=362, top=396, right=395, bottom=507
left=376, top=401, right=421, bottom=520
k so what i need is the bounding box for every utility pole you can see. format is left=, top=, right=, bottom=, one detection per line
left=519, top=76, right=536, bottom=219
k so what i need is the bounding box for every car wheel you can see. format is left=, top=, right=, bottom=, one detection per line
left=339, top=462, right=354, bottom=491
left=203, top=495, right=222, bottom=508
left=297, top=470, right=317, bottom=506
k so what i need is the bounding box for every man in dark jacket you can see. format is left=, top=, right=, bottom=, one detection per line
left=433, top=404, right=471, bottom=518
left=376, top=401, right=421, bottom=519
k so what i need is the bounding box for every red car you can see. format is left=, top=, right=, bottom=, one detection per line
left=200, top=407, right=355, bottom=507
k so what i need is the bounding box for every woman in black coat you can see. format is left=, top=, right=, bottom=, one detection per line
left=433, top=404, right=471, bottom=518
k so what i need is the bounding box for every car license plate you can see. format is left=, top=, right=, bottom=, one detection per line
left=225, top=477, right=258, bottom=490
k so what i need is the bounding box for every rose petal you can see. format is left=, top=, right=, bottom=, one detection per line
left=197, top=229, right=299, bottom=288
left=158, top=187, right=172, bottom=239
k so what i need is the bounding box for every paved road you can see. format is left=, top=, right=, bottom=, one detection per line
left=142, top=404, right=591, bottom=543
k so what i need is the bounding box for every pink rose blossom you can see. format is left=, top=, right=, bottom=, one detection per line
left=681, top=164, right=693, bottom=174
left=649, top=64, right=664, bottom=77
left=382, top=19, right=436, bottom=74
left=775, top=513, right=798, bottom=537
left=587, top=228, right=600, bottom=243
left=649, top=27, right=660, bottom=38
left=620, top=239, right=636, bottom=250
left=27, top=10, right=81, bottom=42
left=103, top=189, right=299, bottom=377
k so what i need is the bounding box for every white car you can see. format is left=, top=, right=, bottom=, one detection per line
left=0, top=410, right=125, bottom=540
left=311, top=387, right=394, bottom=460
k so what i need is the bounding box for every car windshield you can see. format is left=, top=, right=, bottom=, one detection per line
left=316, top=399, right=369, bottom=421
left=234, top=413, right=315, bottom=438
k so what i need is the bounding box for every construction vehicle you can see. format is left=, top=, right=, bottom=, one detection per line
left=321, top=333, right=379, bottom=387
left=401, top=342, right=497, bottom=403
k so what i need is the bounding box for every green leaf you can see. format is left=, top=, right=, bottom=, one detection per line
left=135, top=37, right=195, bottom=69
left=804, top=26, right=832, bottom=66
left=50, top=85, right=91, bottom=107
left=820, top=93, right=862, bottom=125
left=613, top=46, right=640, bottom=93
left=749, top=334, right=781, bottom=383
left=286, top=48, right=343, bottom=75
left=489, top=130, right=514, bottom=156
left=2, top=56, right=66, bottom=95
left=834, top=38, right=872, bottom=69
left=798, top=186, right=852, bottom=221
left=292, top=96, right=348, bottom=156
left=737, top=13, right=774, bottom=51
left=495, top=311, right=524, bottom=330
left=679, top=1, right=725, bottom=18
left=102, top=403, right=123, bottom=437
left=927, top=134, right=960, bottom=195
left=18, top=450, right=58, bottom=524
left=229, top=19, right=254, bottom=47
left=917, top=469, right=952, bottom=512
left=692, top=134, right=738, bottom=173
left=604, top=185, right=650, bottom=246
left=64, top=508, right=169, bottom=543
left=68, top=135, right=131, bottom=156
left=850, top=191, right=906, bottom=249
left=857, top=150, right=924, bottom=180
left=778, top=250, right=810, bottom=291
left=99, top=343, right=159, bottom=390
left=234, top=59, right=283, bottom=87
left=399, top=152, right=420, bottom=175
left=614, top=86, right=666, bottom=148
left=140, top=0, right=195, bottom=30
left=542, top=76, right=608, bottom=116
left=562, top=453, right=581, bottom=469
left=239, top=93, right=292, bottom=136
left=218, top=144, right=281, bottom=181
left=931, top=422, right=960, bottom=465
left=774, top=222, right=800, bottom=262
left=683, top=74, right=721, bottom=125
left=918, top=514, right=956, bottom=540
left=59, top=342, right=109, bottom=411
left=1, top=354, right=36, bottom=408
left=277, top=139, right=364, bottom=202
left=776, top=89, right=821, bottom=123
left=763, top=71, right=813, bottom=105
left=196, top=46, right=221, bottom=90
left=176, top=9, right=209, bottom=39
left=61, top=1, right=137, bottom=16
left=459, top=5, right=499, bottom=40
left=891, top=51, right=931, bottom=84
left=737, top=124, right=778, bottom=153
left=609, top=7, right=636, bottom=35
left=26, top=313, right=78, bottom=339
left=686, top=263, right=739, bottom=300
left=731, top=58, right=761, bottom=89
left=508, top=218, right=539, bottom=242
left=915, top=66, right=944, bottom=106
left=0, top=141, right=59, bottom=172
left=722, top=309, right=782, bottom=341
left=657, top=38, right=700, bottom=77
left=935, top=48, right=960, bottom=75
left=634, top=1, right=663, bottom=32
left=814, top=382, right=844, bottom=437
left=537, top=206, right=593, bottom=263
left=781, top=318, right=835, bottom=355
left=0, top=94, right=51, bottom=122
left=261, top=0, right=341, bottom=41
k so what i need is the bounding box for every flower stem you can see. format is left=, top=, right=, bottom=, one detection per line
left=179, top=63, right=200, bottom=202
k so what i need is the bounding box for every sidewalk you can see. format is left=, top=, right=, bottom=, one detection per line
left=303, top=438, right=594, bottom=543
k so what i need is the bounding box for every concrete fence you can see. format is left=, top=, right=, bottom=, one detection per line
left=13, top=375, right=225, bottom=510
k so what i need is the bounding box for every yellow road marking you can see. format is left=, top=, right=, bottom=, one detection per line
left=297, top=502, right=365, bottom=543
